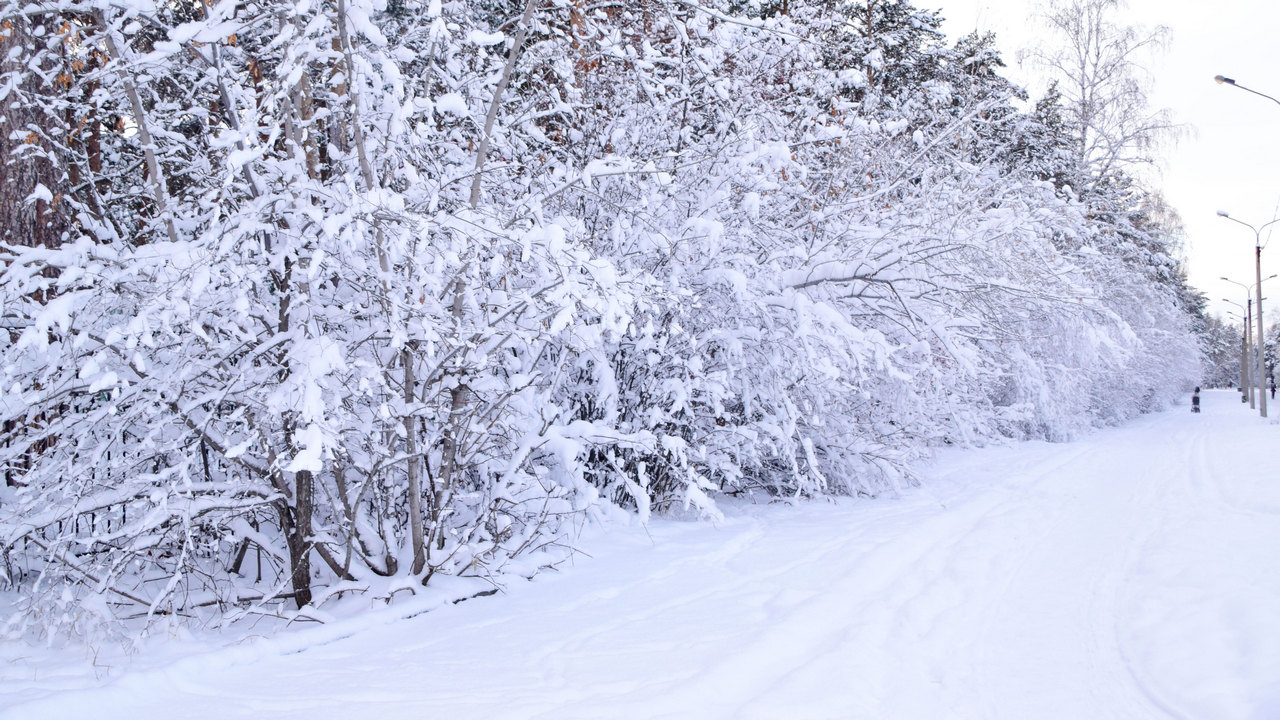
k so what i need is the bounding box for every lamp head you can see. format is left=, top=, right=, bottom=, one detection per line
left=1215, top=75, right=1236, bottom=85
left=1218, top=210, right=1231, bottom=218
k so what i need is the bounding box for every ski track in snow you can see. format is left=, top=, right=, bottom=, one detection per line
left=4, top=389, right=1280, bottom=719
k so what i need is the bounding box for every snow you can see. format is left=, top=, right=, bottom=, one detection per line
left=467, top=29, right=506, bottom=47
left=281, top=422, right=325, bottom=473
left=4, top=389, right=1278, bottom=719
left=434, top=92, right=469, bottom=117
left=23, top=184, right=52, bottom=205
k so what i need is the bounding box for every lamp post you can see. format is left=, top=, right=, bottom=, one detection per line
left=1223, top=298, right=1251, bottom=403
left=1223, top=274, right=1276, bottom=408
left=1214, top=75, right=1280, bottom=415
left=1219, top=214, right=1280, bottom=418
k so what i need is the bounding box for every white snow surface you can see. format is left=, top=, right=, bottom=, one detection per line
left=4, top=389, right=1279, bottom=719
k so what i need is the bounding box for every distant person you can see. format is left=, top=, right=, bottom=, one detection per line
left=1192, top=386, right=1201, bottom=413
left=1271, top=378, right=1275, bottom=400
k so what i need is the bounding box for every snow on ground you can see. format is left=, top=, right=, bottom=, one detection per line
left=3, top=389, right=1279, bottom=719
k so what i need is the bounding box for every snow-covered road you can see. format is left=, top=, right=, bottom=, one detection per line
left=5, top=389, right=1280, bottom=719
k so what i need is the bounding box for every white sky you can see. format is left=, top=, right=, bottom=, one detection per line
left=928, top=0, right=1280, bottom=325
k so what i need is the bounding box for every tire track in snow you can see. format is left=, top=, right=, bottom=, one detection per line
left=1108, top=392, right=1280, bottom=720
left=1106, top=424, right=1201, bottom=720
left=713, top=443, right=1107, bottom=718
left=936, top=419, right=1187, bottom=720
left=534, top=437, right=1138, bottom=719
left=1095, top=421, right=1200, bottom=720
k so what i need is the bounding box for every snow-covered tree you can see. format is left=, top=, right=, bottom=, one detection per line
left=0, top=0, right=1205, bottom=640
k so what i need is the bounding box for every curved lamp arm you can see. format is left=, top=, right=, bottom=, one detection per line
left=1215, top=75, right=1280, bottom=108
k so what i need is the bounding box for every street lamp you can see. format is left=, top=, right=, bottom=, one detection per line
left=1222, top=297, right=1252, bottom=404
left=1214, top=75, right=1280, bottom=415
left=1222, top=275, right=1276, bottom=411
left=1219, top=213, right=1280, bottom=418
left=1222, top=275, right=1277, bottom=405
left=1214, top=75, right=1280, bottom=108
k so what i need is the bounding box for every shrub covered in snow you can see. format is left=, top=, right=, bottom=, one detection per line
left=0, top=0, right=1200, bottom=640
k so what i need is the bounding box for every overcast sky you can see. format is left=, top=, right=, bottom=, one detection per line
left=926, top=0, right=1280, bottom=325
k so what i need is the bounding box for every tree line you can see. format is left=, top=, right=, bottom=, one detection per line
left=0, top=0, right=1205, bottom=641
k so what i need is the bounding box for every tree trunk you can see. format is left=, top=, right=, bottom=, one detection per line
left=276, top=469, right=314, bottom=608
left=0, top=15, right=67, bottom=250
left=469, top=0, right=538, bottom=208
left=404, top=347, right=427, bottom=574
left=95, top=11, right=179, bottom=244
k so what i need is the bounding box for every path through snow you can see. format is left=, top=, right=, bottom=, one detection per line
left=3, top=389, right=1279, bottom=719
